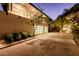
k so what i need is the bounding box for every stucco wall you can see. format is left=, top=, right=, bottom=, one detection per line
left=0, top=12, right=34, bottom=40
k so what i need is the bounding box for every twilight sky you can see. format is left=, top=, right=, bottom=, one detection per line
left=33, top=3, right=76, bottom=20
left=0, top=4, right=3, bottom=10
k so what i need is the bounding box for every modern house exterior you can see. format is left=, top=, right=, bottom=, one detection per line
left=0, top=3, right=53, bottom=40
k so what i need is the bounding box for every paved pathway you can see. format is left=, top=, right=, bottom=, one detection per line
left=0, top=33, right=79, bottom=56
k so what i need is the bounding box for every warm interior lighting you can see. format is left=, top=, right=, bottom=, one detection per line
left=34, top=25, right=48, bottom=34
left=34, top=25, right=44, bottom=34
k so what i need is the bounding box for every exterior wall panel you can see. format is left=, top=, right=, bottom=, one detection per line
left=0, top=3, right=50, bottom=39
left=0, top=12, right=34, bottom=40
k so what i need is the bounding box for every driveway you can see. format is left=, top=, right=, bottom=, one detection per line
left=0, top=32, right=79, bottom=56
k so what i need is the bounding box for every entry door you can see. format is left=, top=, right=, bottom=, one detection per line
left=34, top=25, right=44, bottom=35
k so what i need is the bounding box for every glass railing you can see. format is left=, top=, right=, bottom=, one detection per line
left=8, top=4, right=34, bottom=19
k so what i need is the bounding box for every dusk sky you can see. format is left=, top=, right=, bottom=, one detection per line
left=33, top=3, right=76, bottom=20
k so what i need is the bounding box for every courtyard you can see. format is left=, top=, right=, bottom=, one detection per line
left=0, top=32, right=79, bottom=56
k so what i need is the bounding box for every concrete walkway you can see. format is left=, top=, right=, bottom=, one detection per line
left=0, top=33, right=79, bottom=56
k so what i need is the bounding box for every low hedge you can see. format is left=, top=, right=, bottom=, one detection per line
left=4, top=34, right=13, bottom=43
left=3, top=32, right=33, bottom=44
left=28, top=33, right=34, bottom=37
left=20, top=32, right=29, bottom=39
left=13, top=33, right=22, bottom=41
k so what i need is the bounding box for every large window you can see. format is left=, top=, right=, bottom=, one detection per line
left=34, top=25, right=44, bottom=34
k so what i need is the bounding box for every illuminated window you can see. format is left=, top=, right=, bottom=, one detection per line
left=34, top=25, right=44, bottom=34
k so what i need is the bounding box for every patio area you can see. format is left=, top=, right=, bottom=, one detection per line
left=0, top=33, right=79, bottom=56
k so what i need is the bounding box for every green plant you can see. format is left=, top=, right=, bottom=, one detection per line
left=13, top=33, right=22, bottom=41
left=20, top=32, right=28, bottom=39
left=4, top=34, right=13, bottom=43
left=72, top=24, right=79, bottom=40
left=72, top=24, right=79, bottom=34
left=28, top=33, right=34, bottom=37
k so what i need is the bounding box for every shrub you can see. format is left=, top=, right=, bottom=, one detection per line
left=72, top=24, right=79, bottom=34
left=28, top=33, right=34, bottom=37
left=72, top=24, right=79, bottom=39
left=13, top=33, right=22, bottom=41
left=4, top=34, right=13, bottom=43
left=20, top=32, right=28, bottom=39
left=27, top=33, right=31, bottom=37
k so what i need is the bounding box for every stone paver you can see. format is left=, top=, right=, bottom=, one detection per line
left=0, top=33, right=79, bottom=56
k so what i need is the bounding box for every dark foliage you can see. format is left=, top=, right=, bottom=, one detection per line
left=3, top=32, right=33, bottom=44
left=13, top=33, right=22, bottom=41
left=59, top=4, right=79, bottom=18
left=20, top=32, right=29, bottom=39
left=4, top=34, right=13, bottom=43
left=53, top=26, right=60, bottom=32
